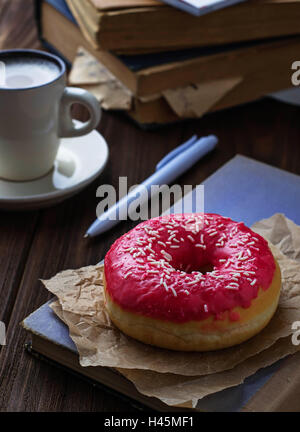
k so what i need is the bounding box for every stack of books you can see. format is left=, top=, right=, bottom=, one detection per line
left=37, top=0, right=300, bottom=126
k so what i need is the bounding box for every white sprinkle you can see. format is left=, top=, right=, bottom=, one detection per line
left=219, top=259, right=227, bottom=262
left=170, top=245, right=180, bottom=248
left=163, top=281, right=169, bottom=292
left=173, top=238, right=180, bottom=243
left=170, top=287, right=177, bottom=297
left=200, top=234, right=204, bottom=243
left=187, top=235, right=195, bottom=242
left=150, top=231, right=161, bottom=238
left=186, top=280, right=199, bottom=285
left=194, top=223, right=201, bottom=233
left=204, top=304, right=208, bottom=313
left=209, top=231, right=218, bottom=237
left=250, top=279, right=257, bottom=286
left=250, top=246, right=260, bottom=251
left=184, top=290, right=190, bottom=295
left=148, top=269, right=159, bottom=274
left=123, top=247, right=134, bottom=252
left=237, top=251, right=248, bottom=261
left=205, top=220, right=209, bottom=226
left=161, top=250, right=172, bottom=261
left=145, top=245, right=155, bottom=254
left=158, top=241, right=166, bottom=247
left=207, top=228, right=217, bottom=233
left=225, top=285, right=239, bottom=290
left=124, top=271, right=132, bottom=279
left=247, top=249, right=252, bottom=256
left=163, top=269, right=172, bottom=275
left=195, top=244, right=206, bottom=249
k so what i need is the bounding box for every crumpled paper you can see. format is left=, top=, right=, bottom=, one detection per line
left=42, top=213, right=300, bottom=407
left=162, top=77, right=242, bottom=118
left=117, top=336, right=299, bottom=408
left=69, top=47, right=132, bottom=110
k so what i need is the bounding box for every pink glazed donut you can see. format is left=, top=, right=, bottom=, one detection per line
left=104, top=213, right=281, bottom=351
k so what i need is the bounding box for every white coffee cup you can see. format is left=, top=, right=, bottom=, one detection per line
left=0, top=49, right=101, bottom=181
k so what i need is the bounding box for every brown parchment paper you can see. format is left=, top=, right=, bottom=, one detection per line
left=42, top=213, right=300, bottom=405
left=42, top=214, right=300, bottom=376
left=118, top=336, right=300, bottom=408
left=69, top=47, right=132, bottom=110
left=162, top=77, right=242, bottom=119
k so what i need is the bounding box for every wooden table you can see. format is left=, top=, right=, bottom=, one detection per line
left=0, top=0, right=300, bottom=412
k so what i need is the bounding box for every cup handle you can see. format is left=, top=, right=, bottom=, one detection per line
left=58, top=87, right=101, bottom=138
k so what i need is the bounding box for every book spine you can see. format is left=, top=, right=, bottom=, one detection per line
left=34, top=0, right=43, bottom=40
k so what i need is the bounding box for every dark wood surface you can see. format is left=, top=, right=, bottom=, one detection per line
left=0, top=0, right=300, bottom=412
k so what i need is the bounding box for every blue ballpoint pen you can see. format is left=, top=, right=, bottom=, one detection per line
left=84, top=135, right=218, bottom=238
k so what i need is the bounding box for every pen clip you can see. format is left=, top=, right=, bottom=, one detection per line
left=155, top=135, right=198, bottom=171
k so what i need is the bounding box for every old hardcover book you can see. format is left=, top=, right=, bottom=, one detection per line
left=40, top=0, right=300, bottom=118
left=22, top=155, right=300, bottom=411
left=66, top=0, right=300, bottom=53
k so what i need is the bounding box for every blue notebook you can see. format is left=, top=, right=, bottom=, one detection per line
left=23, top=155, right=300, bottom=411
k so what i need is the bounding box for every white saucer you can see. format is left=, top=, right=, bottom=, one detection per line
left=0, top=124, right=109, bottom=210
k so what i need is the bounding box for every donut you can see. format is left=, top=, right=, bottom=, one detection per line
left=104, top=213, right=281, bottom=351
